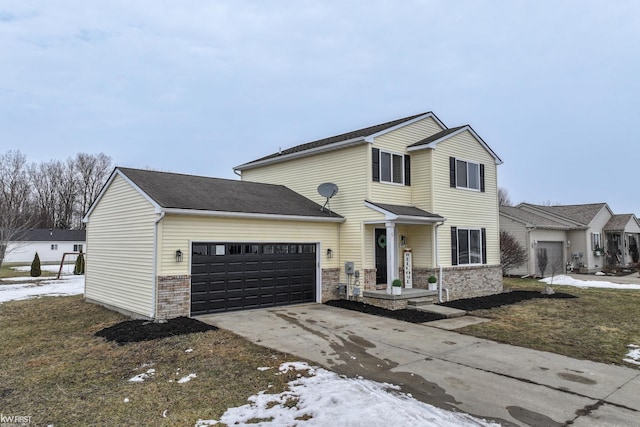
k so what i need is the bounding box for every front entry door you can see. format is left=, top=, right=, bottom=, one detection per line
left=375, top=228, right=387, bottom=284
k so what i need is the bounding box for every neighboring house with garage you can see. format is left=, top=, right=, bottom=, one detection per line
left=500, top=203, right=640, bottom=276
left=84, top=111, right=504, bottom=320
left=3, top=229, right=85, bottom=264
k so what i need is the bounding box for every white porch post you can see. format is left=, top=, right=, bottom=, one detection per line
left=386, top=221, right=398, bottom=294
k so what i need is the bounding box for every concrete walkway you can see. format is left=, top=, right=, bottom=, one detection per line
left=201, top=304, right=640, bottom=426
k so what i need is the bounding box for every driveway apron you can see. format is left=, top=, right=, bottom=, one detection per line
left=200, top=304, right=640, bottom=426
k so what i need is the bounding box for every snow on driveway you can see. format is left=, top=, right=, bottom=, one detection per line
left=195, top=362, right=499, bottom=427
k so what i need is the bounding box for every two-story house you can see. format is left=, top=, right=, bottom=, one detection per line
left=235, top=112, right=504, bottom=302
left=83, top=112, right=503, bottom=320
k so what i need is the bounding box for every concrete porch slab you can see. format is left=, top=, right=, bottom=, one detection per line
left=414, top=304, right=467, bottom=318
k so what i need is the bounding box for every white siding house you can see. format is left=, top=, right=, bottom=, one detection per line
left=3, top=229, right=85, bottom=264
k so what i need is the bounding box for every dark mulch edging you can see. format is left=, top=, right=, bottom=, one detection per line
left=324, top=300, right=447, bottom=323
left=440, top=290, right=577, bottom=311
left=325, top=290, right=577, bottom=323
left=95, top=316, right=218, bottom=345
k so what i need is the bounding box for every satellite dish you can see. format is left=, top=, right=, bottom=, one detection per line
left=317, top=183, right=339, bottom=215
left=318, top=182, right=339, bottom=198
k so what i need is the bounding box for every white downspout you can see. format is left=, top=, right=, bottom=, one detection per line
left=152, top=211, right=165, bottom=319
left=434, top=222, right=449, bottom=302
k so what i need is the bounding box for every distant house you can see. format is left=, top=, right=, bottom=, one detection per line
left=84, top=112, right=503, bottom=320
left=500, top=203, right=640, bottom=276
left=3, top=229, right=86, bottom=264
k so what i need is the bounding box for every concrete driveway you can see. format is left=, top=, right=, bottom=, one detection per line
left=201, top=304, right=640, bottom=426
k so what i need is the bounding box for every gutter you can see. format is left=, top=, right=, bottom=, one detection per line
left=152, top=212, right=165, bottom=319
left=161, top=208, right=345, bottom=223
left=434, top=222, right=449, bottom=303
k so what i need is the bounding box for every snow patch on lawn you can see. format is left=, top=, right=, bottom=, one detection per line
left=178, top=373, right=197, bottom=384
left=196, top=362, right=499, bottom=427
left=129, top=369, right=156, bottom=382
left=0, top=274, right=84, bottom=303
left=539, top=275, right=640, bottom=290
left=624, top=344, right=640, bottom=365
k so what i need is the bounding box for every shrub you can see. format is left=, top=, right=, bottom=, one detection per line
left=30, top=252, right=42, bottom=277
left=500, top=230, right=527, bottom=275
left=74, top=251, right=85, bottom=275
left=428, top=275, right=437, bottom=284
left=392, top=279, right=402, bottom=287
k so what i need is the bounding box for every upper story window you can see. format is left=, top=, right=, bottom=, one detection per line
left=372, top=148, right=410, bottom=186
left=450, top=157, right=485, bottom=192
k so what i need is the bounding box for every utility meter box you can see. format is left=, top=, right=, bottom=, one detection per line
left=344, top=261, right=355, bottom=275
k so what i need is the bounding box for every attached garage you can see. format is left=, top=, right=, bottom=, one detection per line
left=535, top=241, right=565, bottom=276
left=191, top=242, right=317, bottom=314
left=84, top=167, right=343, bottom=320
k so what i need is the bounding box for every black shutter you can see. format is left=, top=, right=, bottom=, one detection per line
left=480, top=164, right=485, bottom=192
left=372, top=148, right=380, bottom=182
left=451, top=227, right=458, bottom=265
left=449, top=157, right=456, bottom=188
left=481, top=228, right=487, bottom=264
left=404, top=155, right=411, bottom=186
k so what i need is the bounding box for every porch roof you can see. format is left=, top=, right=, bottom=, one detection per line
left=364, top=200, right=445, bottom=224
left=604, top=214, right=638, bottom=232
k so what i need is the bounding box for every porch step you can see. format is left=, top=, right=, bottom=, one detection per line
left=409, top=304, right=467, bottom=318
left=406, top=297, right=438, bottom=307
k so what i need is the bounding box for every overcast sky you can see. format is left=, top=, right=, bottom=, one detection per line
left=2, top=1, right=639, bottom=214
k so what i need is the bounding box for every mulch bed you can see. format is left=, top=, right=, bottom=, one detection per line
left=440, top=290, right=576, bottom=311
left=325, top=300, right=447, bottom=323
left=325, top=290, right=577, bottom=323
left=95, top=316, right=218, bottom=345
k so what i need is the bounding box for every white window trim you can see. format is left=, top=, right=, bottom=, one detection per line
left=377, top=149, right=406, bottom=185
left=455, top=159, right=481, bottom=191
left=457, top=227, right=483, bottom=265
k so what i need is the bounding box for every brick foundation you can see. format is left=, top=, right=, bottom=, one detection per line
left=439, top=265, right=503, bottom=300
left=157, top=275, right=190, bottom=319
left=321, top=268, right=341, bottom=302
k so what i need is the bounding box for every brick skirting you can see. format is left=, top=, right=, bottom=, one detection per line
left=156, top=275, right=190, bottom=319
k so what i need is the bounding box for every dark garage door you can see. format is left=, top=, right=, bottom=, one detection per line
left=191, top=242, right=317, bottom=315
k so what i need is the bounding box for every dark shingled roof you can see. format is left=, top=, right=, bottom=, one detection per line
left=237, top=112, right=432, bottom=167
left=499, top=206, right=581, bottom=230
left=117, top=167, right=343, bottom=219
left=604, top=214, right=635, bottom=231
left=407, top=126, right=466, bottom=148
left=14, top=229, right=86, bottom=242
left=521, top=203, right=607, bottom=226
left=366, top=201, right=444, bottom=219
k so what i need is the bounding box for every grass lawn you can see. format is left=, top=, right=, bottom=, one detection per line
left=457, top=277, right=640, bottom=368
left=0, top=296, right=306, bottom=426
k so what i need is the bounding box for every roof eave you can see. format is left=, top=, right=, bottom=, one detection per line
left=407, top=125, right=503, bottom=165
left=162, top=208, right=345, bottom=223
left=234, top=137, right=367, bottom=172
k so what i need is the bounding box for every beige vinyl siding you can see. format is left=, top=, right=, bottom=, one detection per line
left=158, top=215, right=340, bottom=275
left=585, top=207, right=611, bottom=270
left=242, top=144, right=372, bottom=277
left=432, top=130, right=500, bottom=266
left=370, top=117, right=443, bottom=205
left=85, top=175, right=157, bottom=318
left=410, top=149, right=433, bottom=210
left=498, top=215, right=530, bottom=276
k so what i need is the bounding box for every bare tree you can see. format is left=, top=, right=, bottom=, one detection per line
left=0, top=150, right=34, bottom=268
left=54, top=158, right=78, bottom=229
left=28, top=161, right=58, bottom=229
left=75, top=153, right=112, bottom=226
left=537, top=248, right=548, bottom=278
left=498, top=187, right=513, bottom=206
left=500, top=230, right=527, bottom=275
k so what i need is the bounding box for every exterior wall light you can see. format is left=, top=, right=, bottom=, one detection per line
left=326, top=248, right=333, bottom=259
left=175, top=249, right=183, bottom=262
